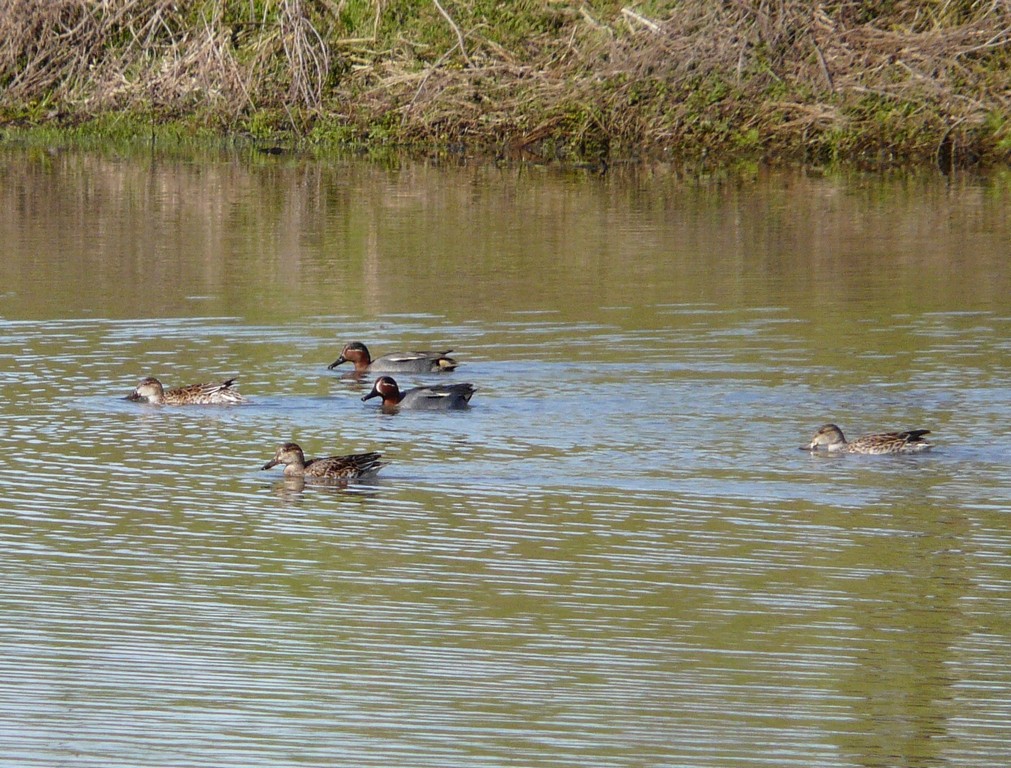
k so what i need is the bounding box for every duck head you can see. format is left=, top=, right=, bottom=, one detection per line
left=803, top=423, right=847, bottom=451
left=328, top=341, right=371, bottom=370
left=361, top=375, right=402, bottom=406
left=126, top=376, right=165, bottom=403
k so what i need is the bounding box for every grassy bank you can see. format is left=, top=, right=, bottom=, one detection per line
left=2, top=0, right=1010, bottom=168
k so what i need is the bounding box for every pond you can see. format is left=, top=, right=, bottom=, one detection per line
left=1, top=147, right=1010, bottom=767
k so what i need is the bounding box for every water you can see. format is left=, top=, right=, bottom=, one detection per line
left=1, top=149, right=1010, bottom=767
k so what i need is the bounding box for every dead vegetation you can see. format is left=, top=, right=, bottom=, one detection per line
left=1, top=0, right=1009, bottom=166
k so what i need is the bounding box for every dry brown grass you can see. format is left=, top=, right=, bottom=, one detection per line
left=0, top=0, right=328, bottom=121
left=2, top=0, right=1009, bottom=165
left=332, top=0, right=1011, bottom=164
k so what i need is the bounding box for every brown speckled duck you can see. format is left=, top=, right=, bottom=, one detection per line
left=803, top=424, right=932, bottom=455
left=126, top=376, right=247, bottom=405
left=261, top=442, right=385, bottom=481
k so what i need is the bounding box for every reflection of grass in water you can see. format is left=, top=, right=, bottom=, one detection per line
left=2, top=1, right=1010, bottom=167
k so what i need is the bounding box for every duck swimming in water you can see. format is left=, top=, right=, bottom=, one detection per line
left=803, top=423, right=932, bottom=454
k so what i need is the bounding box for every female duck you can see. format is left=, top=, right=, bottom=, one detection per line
left=126, top=376, right=247, bottom=405
left=328, top=341, right=457, bottom=374
left=803, top=423, right=932, bottom=454
left=261, top=442, right=385, bottom=481
left=362, top=375, right=475, bottom=411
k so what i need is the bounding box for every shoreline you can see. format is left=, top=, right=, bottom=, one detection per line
left=2, top=2, right=1010, bottom=170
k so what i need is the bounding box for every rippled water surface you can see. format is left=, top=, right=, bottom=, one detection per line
left=1, top=149, right=1010, bottom=767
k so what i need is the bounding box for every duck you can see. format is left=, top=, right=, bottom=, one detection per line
left=261, top=442, right=385, bottom=481
left=328, top=341, right=457, bottom=374
left=803, top=423, right=932, bottom=454
left=126, top=376, right=247, bottom=405
left=362, top=375, right=475, bottom=411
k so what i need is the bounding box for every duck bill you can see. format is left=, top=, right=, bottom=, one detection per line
left=124, top=392, right=142, bottom=401
left=262, top=459, right=280, bottom=470
left=800, top=442, right=818, bottom=451
left=327, top=356, right=347, bottom=370
left=361, top=388, right=380, bottom=402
